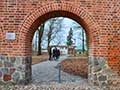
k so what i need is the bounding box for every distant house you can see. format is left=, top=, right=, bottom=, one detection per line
left=50, top=45, right=68, bottom=55
left=50, top=45, right=76, bottom=56
left=41, top=49, right=48, bottom=55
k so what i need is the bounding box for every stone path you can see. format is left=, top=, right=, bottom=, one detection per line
left=0, top=82, right=95, bottom=90
left=32, top=56, right=87, bottom=84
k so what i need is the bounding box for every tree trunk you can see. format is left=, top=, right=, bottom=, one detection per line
left=47, top=26, right=52, bottom=53
left=82, top=30, right=85, bottom=53
left=37, top=24, right=44, bottom=55
left=47, top=36, right=51, bottom=53
left=38, top=39, right=42, bottom=55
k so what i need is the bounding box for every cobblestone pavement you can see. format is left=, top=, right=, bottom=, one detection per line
left=32, top=56, right=87, bottom=84
left=0, top=81, right=92, bottom=90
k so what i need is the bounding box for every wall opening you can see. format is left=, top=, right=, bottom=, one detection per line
left=17, top=9, right=98, bottom=85
left=31, top=17, right=89, bottom=84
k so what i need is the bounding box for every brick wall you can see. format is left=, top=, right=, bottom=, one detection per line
left=0, top=0, right=120, bottom=89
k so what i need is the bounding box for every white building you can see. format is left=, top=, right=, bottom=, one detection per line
left=50, top=45, right=68, bottom=55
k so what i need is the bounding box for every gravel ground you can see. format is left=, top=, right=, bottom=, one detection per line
left=0, top=81, right=92, bottom=90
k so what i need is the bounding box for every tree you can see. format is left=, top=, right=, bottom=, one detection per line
left=42, top=17, right=64, bottom=52
left=37, top=24, right=44, bottom=55
left=81, top=29, right=85, bottom=53
left=72, top=22, right=87, bottom=53
left=66, top=28, right=73, bottom=46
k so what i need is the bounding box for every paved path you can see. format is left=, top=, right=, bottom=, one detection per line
left=32, top=56, right=88, bottom=84
left=0, top=82, right=98, bottom=90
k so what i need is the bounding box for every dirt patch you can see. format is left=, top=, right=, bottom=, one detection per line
left=60, top=57, right=88, bottom=78
left=32, top=54, right=49, bottom=65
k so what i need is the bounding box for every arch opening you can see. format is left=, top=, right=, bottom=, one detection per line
left=31, top=17, right=89, bottom=84
left=18, top=9, right=98, bottom=85
left=0, top=5, right=102, bottom=85
left=22, top=10, right=93, bottom=57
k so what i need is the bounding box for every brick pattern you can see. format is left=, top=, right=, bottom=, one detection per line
left=0, top=0, right=120, bottom=89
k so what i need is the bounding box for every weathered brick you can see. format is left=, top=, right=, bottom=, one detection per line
left=0, top=0, right=120, bottom=88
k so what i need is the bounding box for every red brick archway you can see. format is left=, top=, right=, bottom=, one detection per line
left=18, top=3, right=101, bottom=56
left=18, top=2, right=104, bottom=85
left=0, top=1, right=120, bottom=89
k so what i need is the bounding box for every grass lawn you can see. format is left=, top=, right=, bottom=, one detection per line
left=32, top=54, right=49, bottom=65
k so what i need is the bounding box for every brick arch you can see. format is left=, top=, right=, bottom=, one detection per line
left=19, top=2, right=101, bottom=56
left=17, top=2, right=108, bottom=85
left=0, top=0, right=119, bottom=88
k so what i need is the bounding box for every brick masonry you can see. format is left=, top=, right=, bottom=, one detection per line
left=0, top=0, right=120, bottom=89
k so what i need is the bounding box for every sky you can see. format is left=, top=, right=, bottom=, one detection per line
left=32, top=17, right=87, bottom=50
